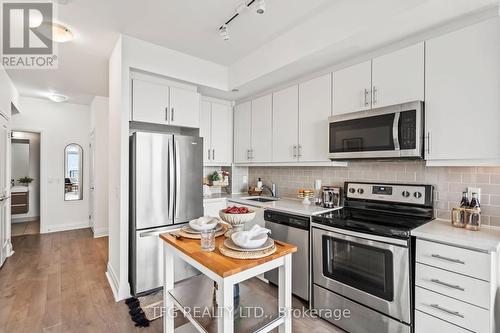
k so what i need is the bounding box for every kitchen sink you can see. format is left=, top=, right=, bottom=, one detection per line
left=244, top=197, right=279, bottom=202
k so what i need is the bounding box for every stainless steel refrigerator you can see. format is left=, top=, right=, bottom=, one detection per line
left=129, top=131, right=203, bottom=296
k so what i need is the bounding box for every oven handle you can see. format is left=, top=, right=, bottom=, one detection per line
left=312, top=223, right=408, bottom=248
left=393, top=112, right=400, bottom=151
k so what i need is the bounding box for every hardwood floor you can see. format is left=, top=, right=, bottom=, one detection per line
left=0, top=228, right=343, bottom=333
left=11, top=220, right=40, bottom=237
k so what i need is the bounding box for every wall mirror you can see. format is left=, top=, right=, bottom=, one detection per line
left=11, top=139, right=30, bottom=186
left=64, top=144, right=83, bottom=201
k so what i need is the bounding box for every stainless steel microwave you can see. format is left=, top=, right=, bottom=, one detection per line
left=328, top=101, right=424, bottom=160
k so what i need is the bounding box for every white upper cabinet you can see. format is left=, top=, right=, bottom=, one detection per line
left=210, top=102, right=232, bottom=165
left=169, top=86, right=200, bottom=128
left=131, top=75, right=200, bottom=128
left=251, top=94, right=273, bottom=163
left=273, top=85, right=299, bottom=162
left=299, top=74, right=332, bottom=162
left=132, top=79, right=169, bottom=124
left=425, top=17, right=500, bottom=165
left=372, top=42, right=424, bottom=108
left=200, top=98, right=233, bottom=166
left=333, top=43, right=425, bottom=114
left=233, top=101, right=252, bottom=164
left=199, top=100, right=212, bottom=163
left=333, top=61, right=372, bottom=115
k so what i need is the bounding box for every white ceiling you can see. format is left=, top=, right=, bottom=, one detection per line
left=5, top=0, right=499, bottom=105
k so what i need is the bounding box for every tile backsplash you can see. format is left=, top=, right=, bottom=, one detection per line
left=248, top=161, right=500, bottom=227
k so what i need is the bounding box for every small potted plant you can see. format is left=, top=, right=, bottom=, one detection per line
left=18, top=177, right=34, bottom=187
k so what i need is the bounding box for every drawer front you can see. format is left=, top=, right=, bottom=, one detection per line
left=415, top=310, right=470, bottom=333
left=11, top=204, right=28, bottom=214
left=416, top=263, right=490, bottom=309
left=416, top=287, right=490, bottom=333
left=416, top=239, right=491, bottom=281
left=11, top=193, right=28, bottom=205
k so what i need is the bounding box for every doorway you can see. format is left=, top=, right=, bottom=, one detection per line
left=10, top=131, right=40, bottom=236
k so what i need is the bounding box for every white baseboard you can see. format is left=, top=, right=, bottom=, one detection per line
left=92, top=227, right=108, bottom=238
left=42, top=221, right=90, bottom=234
left=106, top=262, right=120, bottom=302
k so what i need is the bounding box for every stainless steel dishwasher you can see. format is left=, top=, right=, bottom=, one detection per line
left=264, top=210, right=310, bottom=301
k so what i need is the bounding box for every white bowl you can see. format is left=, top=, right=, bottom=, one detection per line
left=218, top=209, right=256, bottom=226
left=231, top=231, right=268, bottom=249
left=188, top=217, right=218, bottom=231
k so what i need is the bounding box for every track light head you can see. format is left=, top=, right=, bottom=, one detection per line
left=256, top=0, right=266, bottom=14
left=220, top=24, right=230, bottom=41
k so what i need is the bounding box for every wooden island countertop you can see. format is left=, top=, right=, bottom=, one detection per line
left=160, top=233, right=297, bottom=278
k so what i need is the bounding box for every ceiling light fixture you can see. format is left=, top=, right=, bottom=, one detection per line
left=218, top=0, right=267, bottom=39
left=29, top=9, right=43, bottom=28
left=52, top=23, right=74, bottom=43
left=256, top=0, right=266, bottom=14
left=219, top=24, right=230, bottom=41
left=48, top=93, right=68, bottom=103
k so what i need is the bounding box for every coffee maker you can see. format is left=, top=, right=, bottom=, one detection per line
left=322, top=187, right=341, bottom=208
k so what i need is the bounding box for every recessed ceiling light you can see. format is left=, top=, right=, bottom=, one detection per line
left=256, top=0, right=266, bottom=14
left=52, top=23, right=74, bottom=43
left=48, top=93, right=68, bottom=103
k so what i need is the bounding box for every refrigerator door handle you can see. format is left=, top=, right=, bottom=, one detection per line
left=175, top=140, right=181, bottom=220
left=168, top=138, right=174, bottom=220
left=139, top=226, right=179, bottom=238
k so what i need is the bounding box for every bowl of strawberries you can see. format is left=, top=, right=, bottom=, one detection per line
left=219, top=206, right=256, bottom=236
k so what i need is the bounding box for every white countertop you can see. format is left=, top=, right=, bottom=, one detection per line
left=202, top=193, right=232, bottom=203
left=412, top=219, right=500, bottom=253
left=221, top=194, right=339, bottom=216
left=11, top=186, right=28, bottom=193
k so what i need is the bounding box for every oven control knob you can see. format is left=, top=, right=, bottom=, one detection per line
left=357, top=188, right=364, bottom=194
left=348, top=188, right=356, bottom=194
left=402, top=191, right=410, bottom=198
left=414, top=191, right=423, bottom=199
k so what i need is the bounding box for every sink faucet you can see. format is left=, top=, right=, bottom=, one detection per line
left=262, top=183, right=279, bottom=198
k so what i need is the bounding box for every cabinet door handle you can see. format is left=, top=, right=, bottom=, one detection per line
left=372, top=86, right=377, bottom=105
left=425, top=132, right=431, bottom=155
left=297, top=145, right=302, bottom=158
left=212, top=149, right=215, bottom=160
left=208, top=149, right=211, bottom=160
left=171, top=108, right=174, bottom=122
left=292, top=145, right=297, bottom=158
left=165, top=107, right=169, bottom=121
left=247, top=149, right=250, bottom=160
left=430, top=279, right=465, bottom=291
left=430, top=304, right=464, bottom=318
left=364, top=89, right=370, bottom=106
left=431, top=254, right=465, bottom=264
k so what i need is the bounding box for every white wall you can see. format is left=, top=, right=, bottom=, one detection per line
left=10, top=97, right=91, bottom=233
left=107, top=35, right=231, bottom=301
left=90, top=96, right=109, bottom=237
left=11, top=131, right=40, bottom=222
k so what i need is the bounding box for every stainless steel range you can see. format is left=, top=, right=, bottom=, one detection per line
left=311, top=181, right=434, bottom=333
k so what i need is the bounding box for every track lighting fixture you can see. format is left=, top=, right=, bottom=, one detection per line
left=218, top=0, right=268, bottom=39
left=256, top=0, right=266, bottom=14
left=219, top=24, right=230, bottom=41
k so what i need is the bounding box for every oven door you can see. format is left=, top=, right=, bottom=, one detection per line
left=328, top=101, right=423, bottom=160
left=312, top=224, right=410, bottom=324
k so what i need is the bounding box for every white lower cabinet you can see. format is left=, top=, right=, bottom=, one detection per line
left=415, top=310, right=470, bottom=333
left=203, top=199, right=227, bottom=218
left=415, top=238, right=497, bottom=333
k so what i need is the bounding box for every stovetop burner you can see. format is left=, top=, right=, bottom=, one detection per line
left=313, top=182, right=435, bottom=239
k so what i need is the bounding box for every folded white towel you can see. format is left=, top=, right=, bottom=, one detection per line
left=231, top=225, right=271, bottom=247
